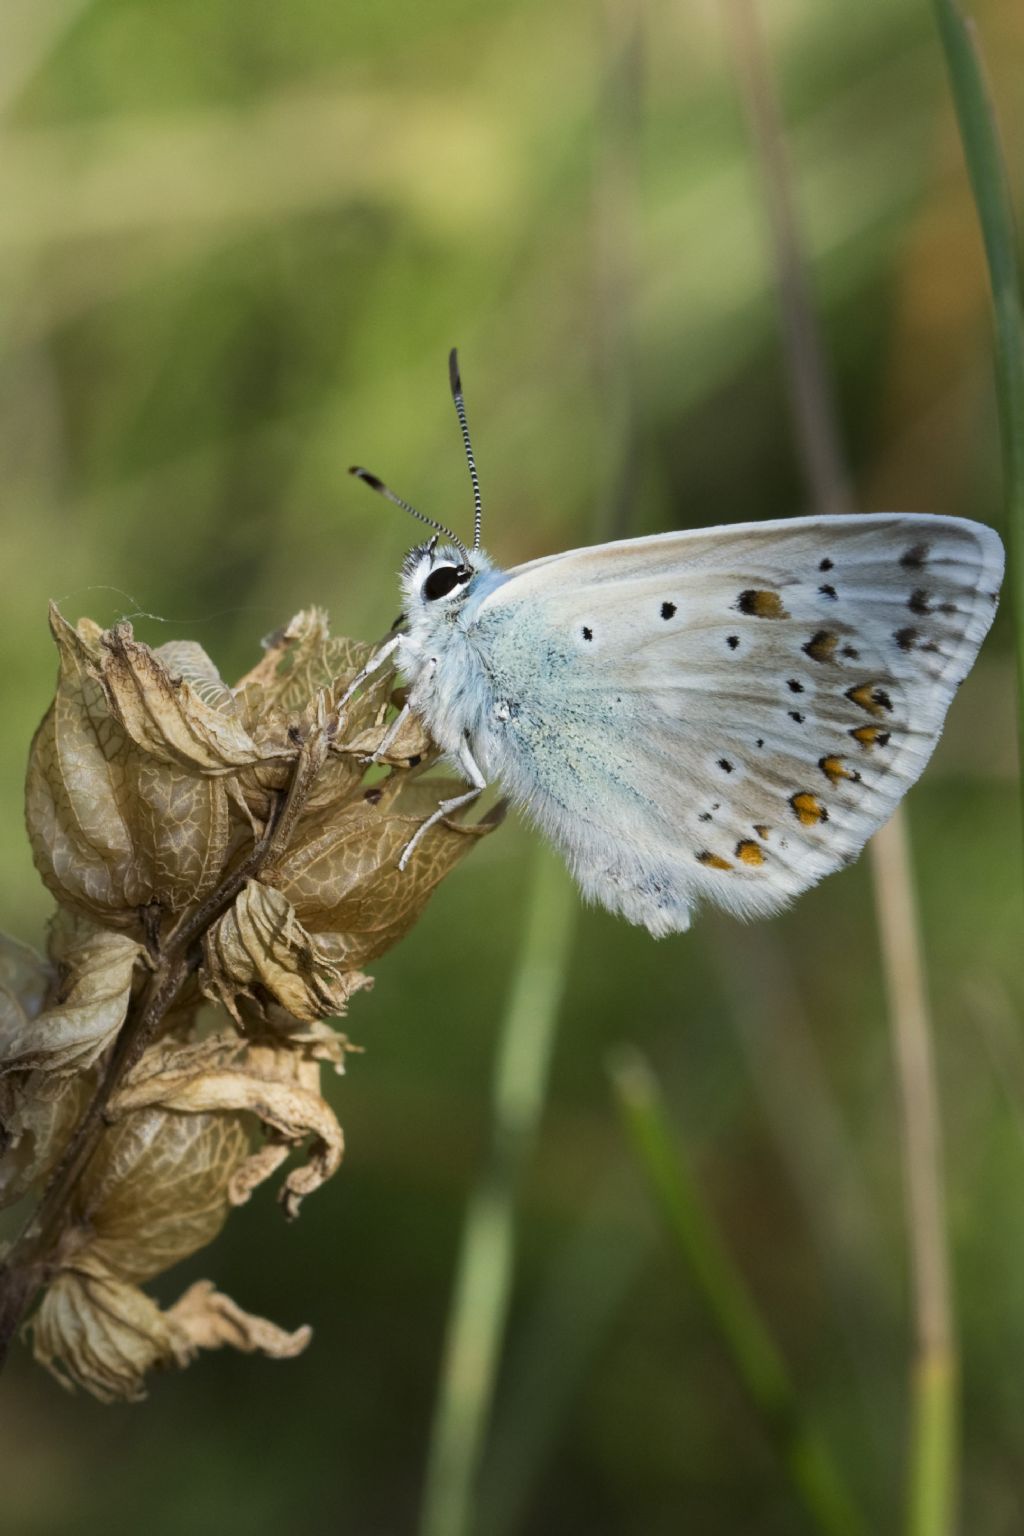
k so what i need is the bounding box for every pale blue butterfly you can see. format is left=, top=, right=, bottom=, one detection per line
left=342, top=351, right=1004, bottom=937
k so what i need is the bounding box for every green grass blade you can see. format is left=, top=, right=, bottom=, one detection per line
left=932, top=0, right=1024, bottom=826
left=610, top=1049, right=870, bottom=1536
left=417, top=846, right=577, bottom=1536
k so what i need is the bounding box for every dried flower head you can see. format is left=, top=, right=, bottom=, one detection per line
left=0, top=605, right=500, bottom=1399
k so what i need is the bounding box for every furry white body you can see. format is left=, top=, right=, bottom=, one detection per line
left=393, top=514, right=1003, bottom=937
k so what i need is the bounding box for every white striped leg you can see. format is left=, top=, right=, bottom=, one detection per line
left=335, top=634, right=401, bottom=712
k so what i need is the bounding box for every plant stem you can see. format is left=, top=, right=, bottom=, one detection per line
left=930, top=0, right=1024, bottom=864
left=611, top=1050, right=869, bottom=1536
left=417, top=847, right=576, bottom=1536
left=871, top=816, right=956, bottom=1536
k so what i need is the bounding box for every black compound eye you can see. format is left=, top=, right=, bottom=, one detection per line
left=423, top=564, right=467, bottom=601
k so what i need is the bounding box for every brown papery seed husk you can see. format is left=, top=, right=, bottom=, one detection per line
left=200, top=880, right=368, bottom=1026
left=100, top=621, right=287, bottom=774
left=72, top=1102, right=250, bottom=1283
left=266, top=773, right=499, bottom=967
left=112, top=1035, right=344, bottom=1218
left=0, top=911, right=141, bottom=1076
left=30, top=1252, right=186, bottom=1402
left=26, top=609, right=235, bottom=923
left=0, top=1071, right=90, bottom=1209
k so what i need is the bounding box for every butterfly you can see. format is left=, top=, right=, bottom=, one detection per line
left=344, top=351, right=1004, bottom=937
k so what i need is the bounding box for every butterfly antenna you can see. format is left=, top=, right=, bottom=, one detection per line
left=448, top=348, right=483, bottom=550
left=348, top=466, right=470, bottom=561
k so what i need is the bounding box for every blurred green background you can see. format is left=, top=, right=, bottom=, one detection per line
left=1, top=0, right=1023, bottom=1531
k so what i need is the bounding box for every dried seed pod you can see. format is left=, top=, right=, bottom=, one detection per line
left=25, top=610, right=236, bottom=926
left=5, top=599, right=501, bottom=1399
left=112, top=1034, right=347, bottom=1218
left=30, top=1252, right=187, bottom=1402
left=266, top=773, right=501, bottom=967
left=0, top=1072, right=90, bottom=1209
left=0, top=911, right=141, bottom=1076
left=200, top=880, right=370, bottom=1026
left=72, top=1100, right=250, bottom=1282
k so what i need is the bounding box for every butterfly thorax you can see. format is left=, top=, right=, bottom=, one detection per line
left=397, top=544, right=507, bottom=758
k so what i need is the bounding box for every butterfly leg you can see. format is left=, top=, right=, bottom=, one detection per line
left=335, top=634, right=402, bottom=713
left=397, top=734, right=486, bottom=871
left=368, top=700, right=413, bottom=764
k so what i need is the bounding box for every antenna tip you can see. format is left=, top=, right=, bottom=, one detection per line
left=349, top=466, right=384, bottom=492
left=448, top=347, right=462, bottom=397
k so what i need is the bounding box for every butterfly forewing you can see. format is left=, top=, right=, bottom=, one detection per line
left=475, top=514, right=1003, bottom=933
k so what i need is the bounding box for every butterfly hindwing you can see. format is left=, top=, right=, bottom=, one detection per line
left=471, top=514, right=1003, bottom=934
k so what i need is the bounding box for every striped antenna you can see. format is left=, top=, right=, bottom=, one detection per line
left=448, top=348, right=483, bottom=550
left=348, top=467, right=470, bottom=561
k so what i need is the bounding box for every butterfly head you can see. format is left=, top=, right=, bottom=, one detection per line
left=401, top=538, right=494, bottom=632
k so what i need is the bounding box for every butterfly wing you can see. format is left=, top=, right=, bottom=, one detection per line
left=470, top=513, right=1003, bottom=935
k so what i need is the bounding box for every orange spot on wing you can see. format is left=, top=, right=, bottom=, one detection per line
left=846, top=682, right=893, bottom=717
left=753, top=824, right=770, bottom=840
left=737, top=589, right=789, bottom=619
left=789, top=791, right=828, bottom=826
left=803, top=630, right=838, bottom=664
left=697, top=850, right=732, bottom=871
left=849, top=724, right=891, bottom=750
left=735, top=840, right=765, bottom=866
left=819, top=755, right=860, bottom=787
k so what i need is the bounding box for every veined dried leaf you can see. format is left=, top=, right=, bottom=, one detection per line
left=101, top=621, right=288, bottom=774
left=0, top=912, right=140, bottom=1075
left=267, top=772, right=500, bottom=966
left=74, top=1103, right=250, bottom=1283
left=166, top=1279, right=310, bottom=1359
left=30, top=1251, right=185, bottom=1402
left=201, top=881, right=368, bottom=1026
left=112, top=1035, right=344, bottom=1218
left=0, top=1072, right=89, bottom=1209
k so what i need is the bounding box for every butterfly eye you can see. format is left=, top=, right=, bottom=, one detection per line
left=423, top=564, right=470, bottom=601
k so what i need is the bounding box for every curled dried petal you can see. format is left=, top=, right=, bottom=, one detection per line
left=201, top=880, right=369, bottom=1026
left=165, top=1280, right=311, bottom=1359
left=101, top=622, right=287, bottom=774
left=30, top=1252, right=185, bottom=1402
left=112, top=1036, right=344, bottom=1218
left=0, top=912, right=141, bottom=1076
